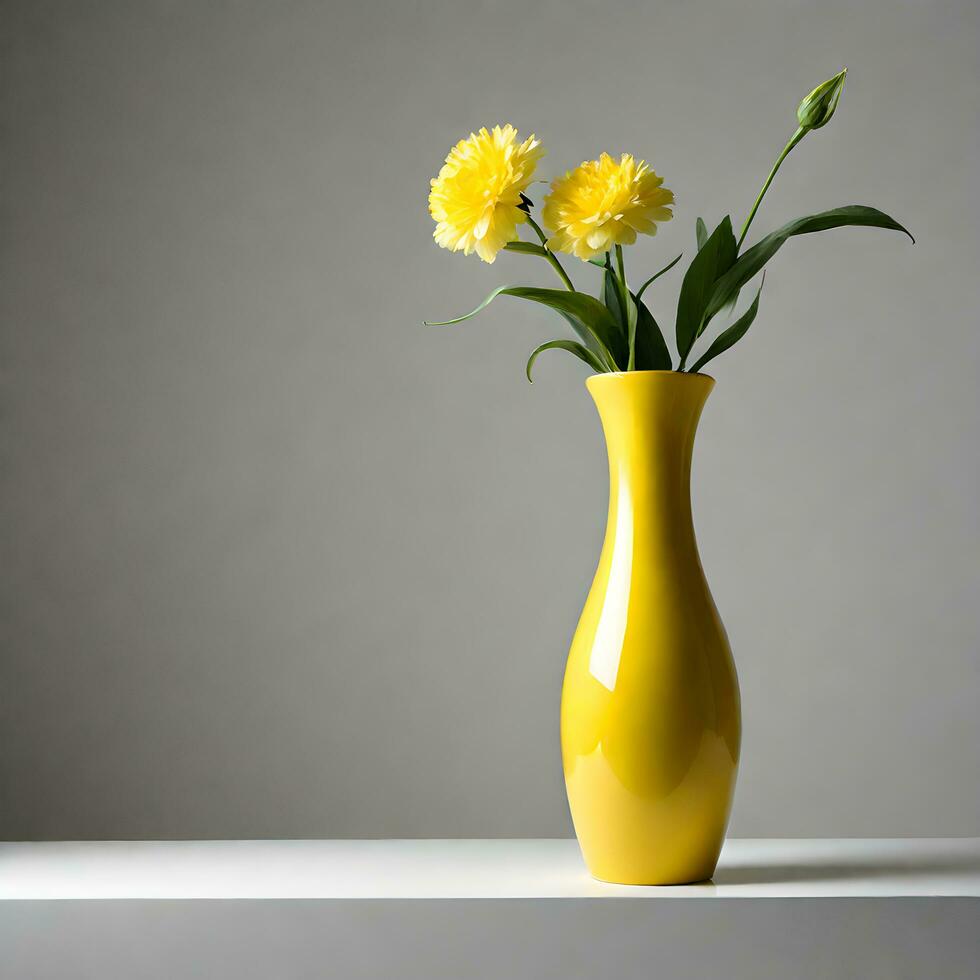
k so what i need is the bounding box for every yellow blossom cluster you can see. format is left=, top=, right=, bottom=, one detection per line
left=429, top=125, right=673, bottom=263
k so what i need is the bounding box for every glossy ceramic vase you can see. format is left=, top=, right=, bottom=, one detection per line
left=561, top=371, right=740, bottom=884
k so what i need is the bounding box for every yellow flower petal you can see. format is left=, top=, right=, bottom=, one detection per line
left=428, top=125, right=544, bottom=264
left=542, top=153, right=674, bottom=261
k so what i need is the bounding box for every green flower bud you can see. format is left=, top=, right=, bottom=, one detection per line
left=797, top=68, right=847, bottom=131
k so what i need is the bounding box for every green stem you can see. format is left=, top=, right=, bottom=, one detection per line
left=615, top=245, right=633, bottom=371
left=737, top=126, right=807, bottom=250
left=524, top=213, right=575, bottom=291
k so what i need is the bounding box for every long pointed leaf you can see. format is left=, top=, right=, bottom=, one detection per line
left=424, top=284, right=511, bottom=326
left=503, top=287, right=624, bottom=368
left=526, top=339, right=608, bottom=382
left=696, top=217, right=708, bottom=251
left=425, top=285, right=623, bottom=370
left=601, top=253, right=638, bottom=370
left=635, top=253, right=683, bottom=301
left=706, top=205, right=913, bottom=319
left=675, top=216, right=737, bottom=361
left=554, top=311, right=618, bottom=371
left=633, top=295, right=672, bottom=370
left=605, top=251, right=672, bottom=368
left=690, top=278, right=765, bottom=373
left=599, top=257, right=631, bottom=365
left=602, top=260, right=624, bottom=325
left=626, top=289, right=638, bottom=370
left=719, top=286, right=741, bottom=317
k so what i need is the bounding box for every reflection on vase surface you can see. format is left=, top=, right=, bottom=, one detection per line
left=562, top=371, right=740, bottom=885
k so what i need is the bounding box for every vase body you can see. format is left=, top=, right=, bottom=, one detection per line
left=561, top=371, right=740, bottom=884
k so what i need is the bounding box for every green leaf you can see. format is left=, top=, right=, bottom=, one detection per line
left=601, top=260, right=624, bottom=325
left=632, top=294, right=672, bottom=370
left=601, top=243, right=671, bottom=370
left=599, top=259, right=631, bottom=364
left=424, top=286, right=509, bottom=326
left=696, top=217, right=708, bottom=251
left=587, top=256, right=607, bottom=268
left=635, top=253, right=683, bottom=301
left=625, top=289, right=638, bottom=371
left=690, top=277, right=764, bottom=374
left=706, top=205, right=913, bottom=319
left=424, top=285, right=623, bottom=370
left=601, top=251, right=639, bottom=370
left=719, top=287, right=741, bottom=316
left=675, top=215, right=737, bottom=361
left=554, top=310, right=620, bottom=370
left=526, top=340, right=608, bottom=382
left=503, top=241, right=549, bottom=257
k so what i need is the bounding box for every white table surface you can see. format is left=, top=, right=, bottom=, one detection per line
left=2, top=837, right=978, bottom=900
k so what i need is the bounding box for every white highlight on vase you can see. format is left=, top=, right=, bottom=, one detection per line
left=589, top=469, right=633, bottom=691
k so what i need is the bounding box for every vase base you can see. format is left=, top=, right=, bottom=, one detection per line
left=588, top=868, right=716, bottom=887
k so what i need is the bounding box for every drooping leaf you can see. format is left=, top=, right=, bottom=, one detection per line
left=424, top=285, right=623, bottom=371
left=424, top=285, right=508, bottom=326
left=675, top=216, right=737, bottom=361
left=635, top=253, right=683, bottom=301
left=690, top=277, right=765, bottom=374
left=503, top=241, right=550, bottom=258
left=696, top=217, right=708, bottom=251
left=554, top=310, right=620, bottom=371
left=706, top=205, right=913, bottom=319
left=526, top=339, right=608, bottom=382
left=632, top=294, right=672, bottom=370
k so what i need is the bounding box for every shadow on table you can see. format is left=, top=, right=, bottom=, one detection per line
left=713, top=851, right=980, bottom=887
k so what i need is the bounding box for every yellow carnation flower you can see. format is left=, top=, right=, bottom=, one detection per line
left=428, top=125, right=544, bottom=264
left=542, top=153, right=674, bottom=261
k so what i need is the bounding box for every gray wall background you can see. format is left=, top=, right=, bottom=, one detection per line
left=2, top=0, right=978, bottom=841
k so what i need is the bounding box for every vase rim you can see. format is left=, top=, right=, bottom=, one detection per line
left=586, top=369, right=715, bottom=385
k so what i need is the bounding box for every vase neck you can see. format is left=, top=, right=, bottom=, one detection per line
left=587, top=373, right=713, bottom=546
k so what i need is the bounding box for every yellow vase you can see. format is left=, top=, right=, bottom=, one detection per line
left=561, top=371, right=740, bottom=884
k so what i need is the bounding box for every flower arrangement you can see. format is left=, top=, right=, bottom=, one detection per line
left=425, top=70, right=913, bottom=379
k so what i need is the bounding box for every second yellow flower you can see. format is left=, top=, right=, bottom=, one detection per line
left=543, top=153, right=674, bottom=261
